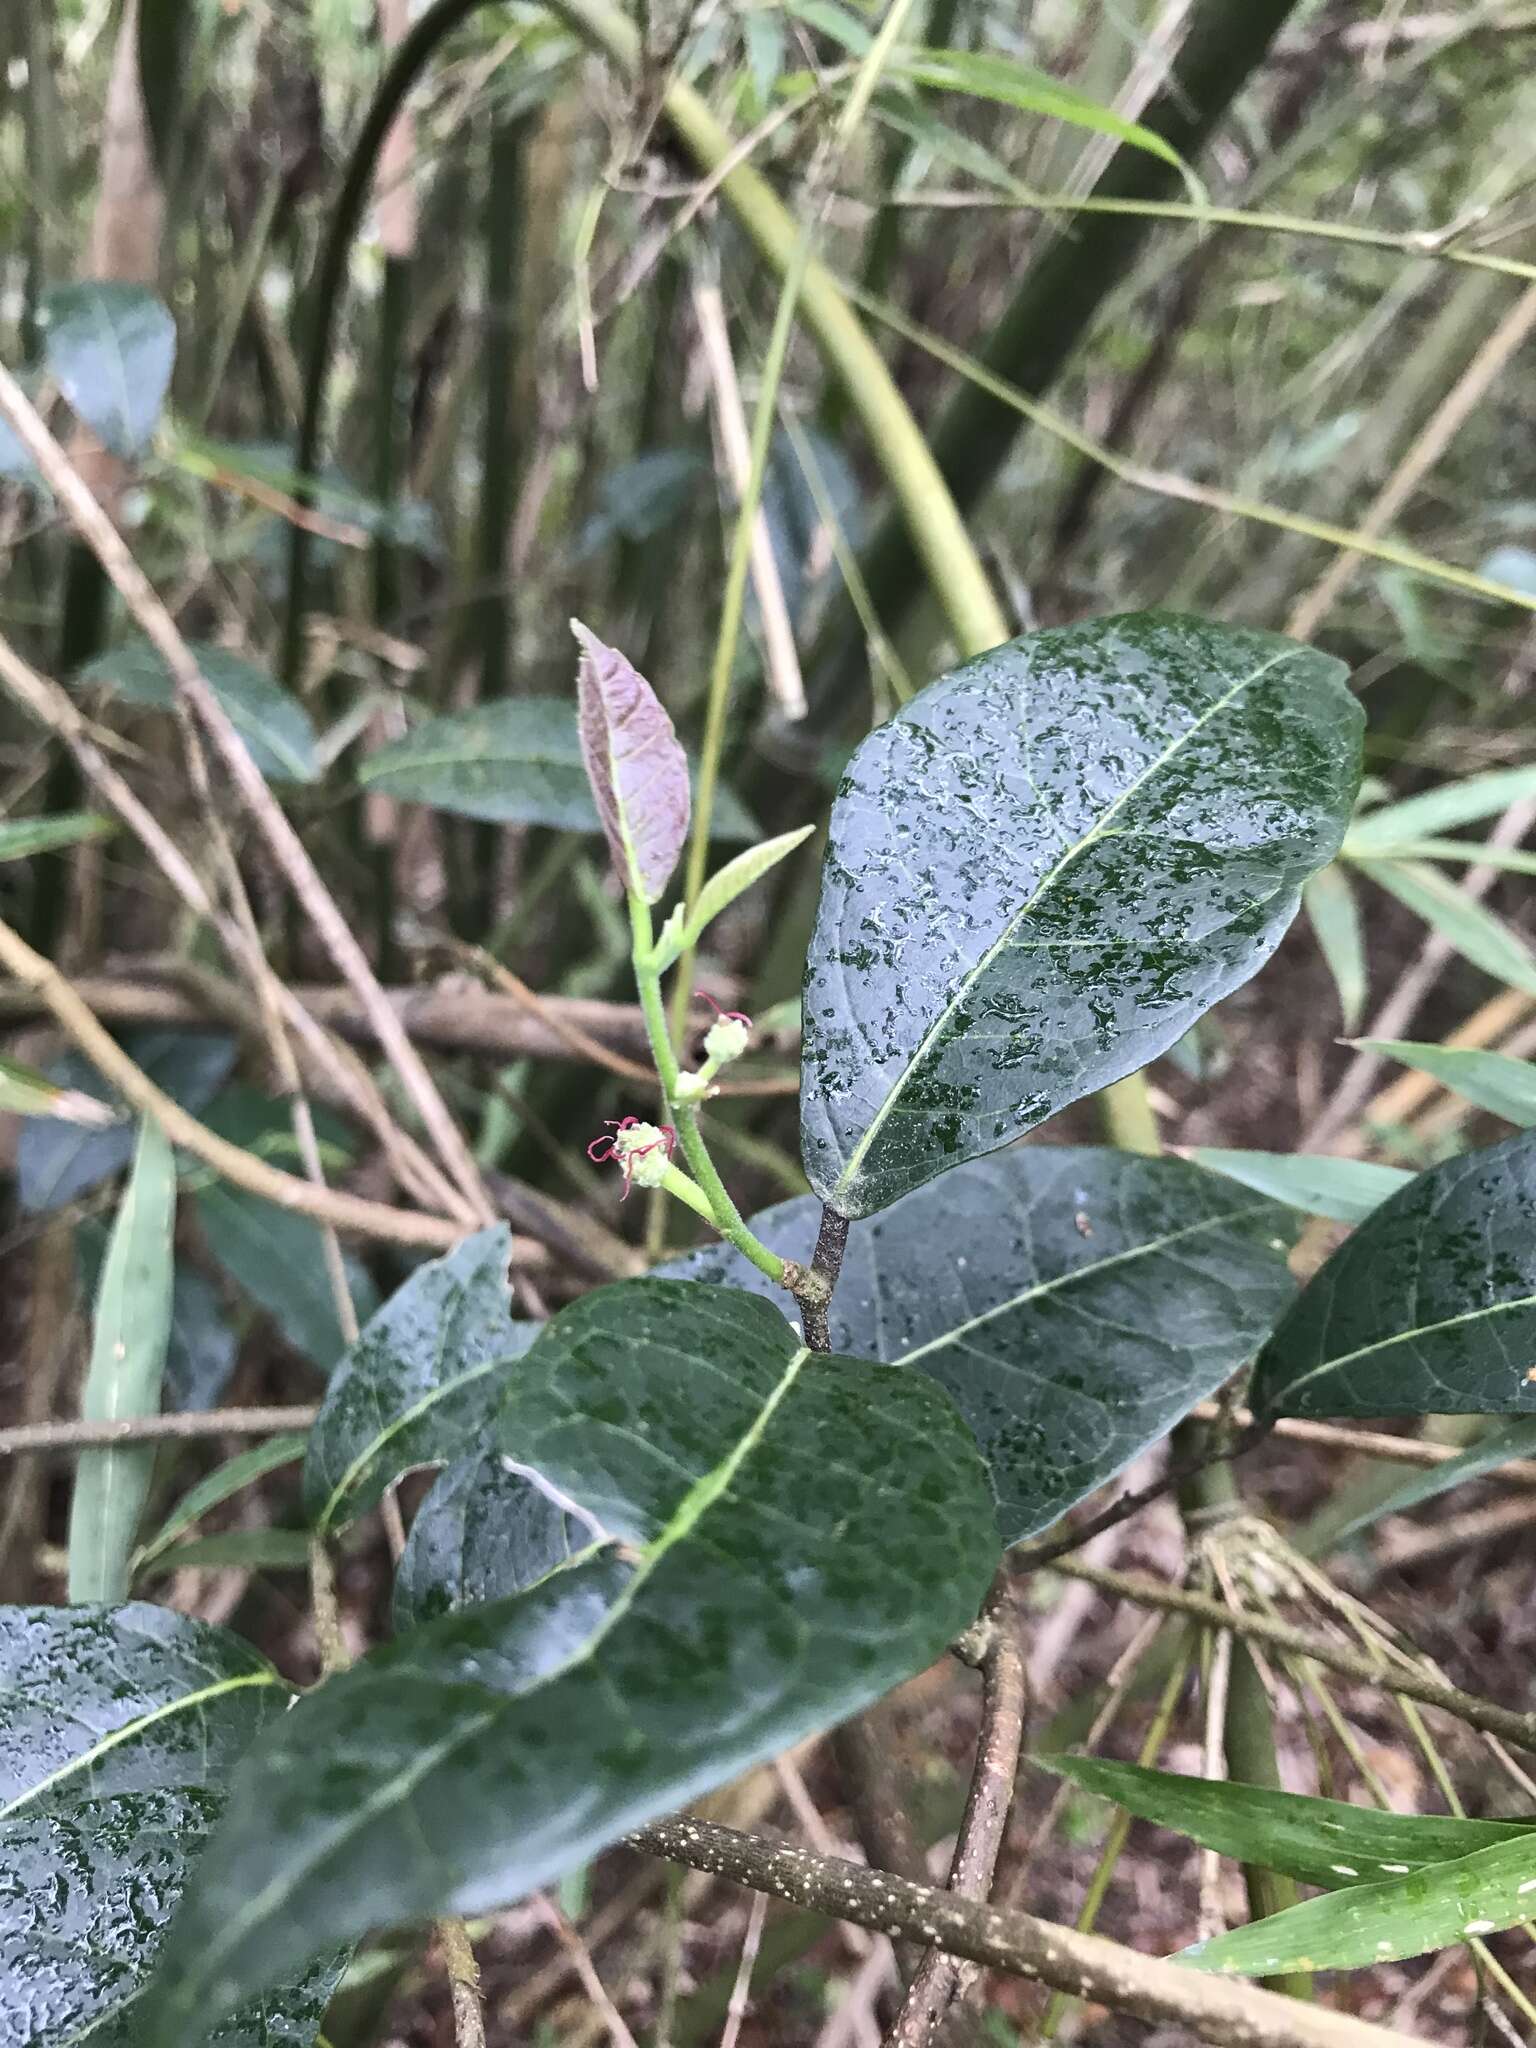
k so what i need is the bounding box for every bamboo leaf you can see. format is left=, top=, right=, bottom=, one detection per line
left=0, top=1054, right=121, bottom=1127
left=1252, top=1131, right=1536, bottom=1420
left=1350, top=1038, right=1536, bottom=1126
left=1190, top=1149, right=1412, bottom=1224
left=134, top=1434, right=310, bottom=1574
left=1334, top=1416, right=1536, bottom=1543
left=76, top=640, right=320, bottom=785
left=0, top=811, right=114, bottom=861
left=1344, top=764, right=1536, bottom=851
left=1303, top=863, right=1367, bottom=1033
left=666, top=1147, right=1297, bottom=1545
left=67, top=1119, right=178, bottom=1604
left=1183, top=1833, right=1536, bottom=1975
left=572, top=619, right=690, bottom=902
left=893, top=48, right=1202, bottom=196
left=1354, top=859, right=1536, bottom=997
left=149, top=1281, right=999, bottom=2031
left=136, top=1527, right=313, bottom=1581
left=802, top=613, right=1362, bottom=1217
left=1041, top=1756, right=1533, bottom=1891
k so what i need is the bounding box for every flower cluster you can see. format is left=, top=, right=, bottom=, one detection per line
left=586, top=1115, right=678, bottom=1197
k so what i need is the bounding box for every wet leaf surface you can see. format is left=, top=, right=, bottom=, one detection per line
left=1252, top=1131, right=1536, bottom=1420
left=0, top=1604, right=339, bottom=2046
left=391, top=1455, right=579, bottom=1630
left=667, top=1147, right=1296, bottom=1543
left=152, top=1282, right=998, bottom=2033
left=801, top=612, right=1361, bottom=1217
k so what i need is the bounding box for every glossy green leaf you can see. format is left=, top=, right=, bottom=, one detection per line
left=1302, top=863, right=1367, bottom=1032
left=1344, top=764, right=1536, bottom=851
left=1190, top=1149, right=1412, bottom=1225
left=667, top=1147, right=1297, bottom=1545
left=801, top=613, right=1362, bottom=1218
left=355, top=697, right=759, bottom=840
left=1252, top=1131, right=1536, bottom=1420
left=75, top=641, right=320, bottom=785
left=1354, top=859, right=1536, bottom=997
left=193, top=1184, right=380, bottom=1375
left=0, top=1053, right=120, bottom=1126
left=391, top=1455, right=578, bottom=1631
left=1183, top=1832, right=1536, bottom=1975
left=38, top=283, right=176, bottom=457
left=1334, top=1416, right=1536, bottom=1543
left=1351, top=1038, right=1536, bottom=1126
left=150, top=1281, right=999, bottom=2030
left=134, top=1435, right=309, bottom=1573
left=67, top=1120, right=177, bottom=1603
left=0, top=810, right=114, bottom=861
left=19, top=1031, right=235, bottom=1212
left=1042, top=1756, right=1532, bottom=1890
left=0, top=1603, right=339, bottom=2046
left=572, top=620, right=690, bottom=903
left=893, top=48, right=1200, bottom=194
left=304, top=1226, right=536, bottom=1534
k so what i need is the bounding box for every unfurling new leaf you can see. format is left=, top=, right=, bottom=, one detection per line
left=572, top=619, right=690, bottom=903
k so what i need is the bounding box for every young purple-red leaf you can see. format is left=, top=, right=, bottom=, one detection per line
left=572, top=620, right=690, bottom=904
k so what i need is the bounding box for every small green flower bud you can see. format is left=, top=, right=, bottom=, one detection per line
left=612, top=1120, right=677, bottom=1189
left=703, top=1013, right=751, bottom=1066
left=674, top=1069, right=709, bottom=1104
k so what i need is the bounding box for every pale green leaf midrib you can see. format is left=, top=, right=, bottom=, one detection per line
left=834, top=647, right=1293, bottom=1201
left=892, top=1202, right=1282, bottom=1367
left=0, top=1668, right=283, bottom=1822
left=1271, top=1292, right=1536, bottom=1409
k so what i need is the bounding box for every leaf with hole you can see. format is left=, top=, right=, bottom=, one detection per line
left=1351, top=1038, right=1536, bottom=1127
left=149, top=1280, right=998, bottom=2031
left=667, top=1147, right=1296, bottom=1545
left=38, top=283, right=176, bottom=457
left=304, top=1225, right=535, bottom=1534
left=75, top=641, right=320, bottom=784
left=67, top=1119, right=177, bottom=1603
left=391, top=1455, right=580, bottom=1630
left=0, top=1603, right=341, bottom=2046
left=801, top=613, right=1362, bottom=1218
left=1190, top=1149, right=1412, bottom=1225
left=1041, top=1757, right=1533, bottom=1891
left=1183, top=1832, right=1536, bottom=1975
left=1252, top=1131, right=1536, bottom=1420
left=355, top=697, right=759, bottom=840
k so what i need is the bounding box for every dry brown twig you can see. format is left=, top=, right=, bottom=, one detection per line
left=0, top=914, right=470, bottom=1248
left=0, top=360, right=494, bottom=1226
left=885, top=1584, right=1028, bottom=2048
left=0, top=629, right=475, bottom=1223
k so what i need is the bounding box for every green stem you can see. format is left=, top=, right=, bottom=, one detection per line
left=628, top=894, right=784, bottom=1284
